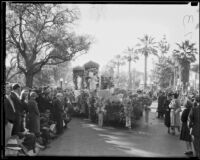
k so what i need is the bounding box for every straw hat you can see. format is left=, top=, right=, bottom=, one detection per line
left=6, top=138, right=21, bottom=150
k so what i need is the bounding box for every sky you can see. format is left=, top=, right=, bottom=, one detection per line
left=66, top=3, right=199, bottom=73
left=6, top=3, right=199, bottom=75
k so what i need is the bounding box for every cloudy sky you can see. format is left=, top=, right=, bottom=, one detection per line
left=68, top=3, right=199, bottom=73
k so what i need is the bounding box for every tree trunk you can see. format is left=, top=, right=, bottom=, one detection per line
left=144, top=55, right=147, bottom=89
left=25, top=73, right=34, bottom=88
left=180, top=61, right=190, bottom=93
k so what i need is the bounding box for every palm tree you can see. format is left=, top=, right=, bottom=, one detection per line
left=135, top=35, right=158, bottom=89
left=123, top=47, right=139, bottom=90
left=110, top=54, right=126, bottom=88
left=173, top=40, right=198, bottom=93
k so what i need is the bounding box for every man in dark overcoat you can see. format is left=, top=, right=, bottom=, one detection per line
left=53, top=93, right=64, bottom=135
left=10, top=83, right=23, bottom=135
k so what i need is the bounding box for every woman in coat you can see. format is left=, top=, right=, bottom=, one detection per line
left=164, top=93, right=172, bottom=134
left=169, top=93, right=181, bottom=135
left=180, top=99, right=193, bottom=155
left=188, top=96, right=200, bottom=158
left=27, top=92, right=40, bottom=136
left=53, top=93, right=64, bottom=135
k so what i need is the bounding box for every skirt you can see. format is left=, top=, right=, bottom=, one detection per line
left=180, top=123, right=192, bottom=142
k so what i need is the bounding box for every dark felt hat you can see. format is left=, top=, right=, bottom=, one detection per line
left=12, top=83, right=20, bottom=90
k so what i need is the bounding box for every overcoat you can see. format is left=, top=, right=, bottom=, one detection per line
left=27, top=99, right=40, bottom=135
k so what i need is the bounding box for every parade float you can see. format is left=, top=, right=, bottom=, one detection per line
left=72, top=61, right=152, bottom=128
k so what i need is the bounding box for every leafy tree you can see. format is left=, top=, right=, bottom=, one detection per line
left=6, top=56, right=22, bottom=82
left=6, top=3, right=92, bottom=87
left=123, top=47, right=139, bottom=90
left=154, top=57, right=174, bottom=88
left=173, top=40, right=198, bottom=92
left=135, top=35, right=158, bottom=89
left=153, top=35, right=174, bottom=89
left=33, top=69, right=52, bottom=87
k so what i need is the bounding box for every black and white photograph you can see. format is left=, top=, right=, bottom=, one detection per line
left=2, top=1, right=200, bottom=158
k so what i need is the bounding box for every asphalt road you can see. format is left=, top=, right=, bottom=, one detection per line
left=39, top=101, right=188, bottom=157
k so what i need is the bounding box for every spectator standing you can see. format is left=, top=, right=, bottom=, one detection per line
left=188, top=95, right=200, bottom=158
left=180, top=100, right=193, bottom=156
left=10, top=83, right=22, bottom=136
left=20, top=89, right=29, bottom=133
left=27, top=92, right=40, bottom=136
left=164, top=93, right=173, bottom=134
left=53, top=93, right=64, bottom=135
left=169, top=93, right=181, bottom=135
left=4, top=82, right=16, bottom=145
left=157, top=91, right=165, bottom=118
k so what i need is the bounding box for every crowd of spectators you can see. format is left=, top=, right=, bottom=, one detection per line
left=4, top=83, right=73, bottom=156
left=156, top=89, right=200, bottom=158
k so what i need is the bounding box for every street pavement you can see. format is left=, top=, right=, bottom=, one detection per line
left=39, top=101, right=188, bottom=157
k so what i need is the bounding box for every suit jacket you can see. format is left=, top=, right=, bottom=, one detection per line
left=10, top=91, right=23, bottom=115
left=4, top=96, right=16, bottom=124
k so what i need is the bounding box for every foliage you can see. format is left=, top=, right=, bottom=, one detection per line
left=6, top=3, right=92, bottom=87
left=33, top=69, right=52, bottom=87
left=154, top=56, right=174, bottom=88
left=104, top=101, right=125, bottom=126
left=135, top=34, right=158, bottom=57
left=172, top=40, right=198, bottom=91
left=100, top=75, right=114, bottom=89
left=135, top=34, right=158, bottom=88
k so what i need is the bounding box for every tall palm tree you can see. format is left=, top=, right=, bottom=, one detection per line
left=110, top=54, right=125, bottom=88
left=123, top=47, right=139, bottom=90
left=135, top=35, right=158, bottom=89
left=173, top=40, right=198, bottom=93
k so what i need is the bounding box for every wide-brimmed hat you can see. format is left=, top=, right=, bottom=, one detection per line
left=6, top=138, right=21, bottom=150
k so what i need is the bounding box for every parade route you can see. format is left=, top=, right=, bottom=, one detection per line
left=39, top=102, right=187, bottom=157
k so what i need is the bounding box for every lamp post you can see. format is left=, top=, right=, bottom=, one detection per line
left=60, top=78, right=63, bottom=89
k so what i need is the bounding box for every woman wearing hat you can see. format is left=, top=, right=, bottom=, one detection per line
left=188, top=96, right=200, bottom=158
left=27, top=92, right=41, bottom=136
left=169, top=93, right=181, bottom=135
left=180, top=99, right=193, bottom=156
